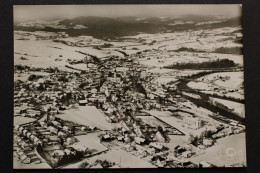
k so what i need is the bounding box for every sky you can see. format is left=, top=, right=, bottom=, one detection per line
left=14, top=4, right=242, bottom=22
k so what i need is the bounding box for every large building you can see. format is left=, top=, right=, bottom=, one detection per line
left=183, top=115, right=202, bottom=130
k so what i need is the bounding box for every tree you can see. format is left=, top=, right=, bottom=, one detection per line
left=28, top=74, right=37, bottom=81
left=79, top=161, right=89, bottom=168
left=189, top=134, right=199, bottom=146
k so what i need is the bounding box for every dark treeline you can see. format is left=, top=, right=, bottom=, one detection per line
left=164, top=59, right=236, bottom=70
left=212, top=47, right=242, bottom=55
left=175, top=47, right=205, bottom=53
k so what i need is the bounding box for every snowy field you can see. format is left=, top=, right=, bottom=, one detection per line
left=63, top=147, right=156, bottom=168
left=14, top=71, right=50, bottom=81
left=56, top=106, right=113, bottom=130
left=13, top=155, right=51, bottom=169
left=187, top=72, right=244, bottom=100
left=153, top=76, right=178, bottom=85
left=210, top=97, right=245, bottom=118
left=72, top=132, right=108, bottom=154
left=87, top=148, right=156, bottom=168
left=123, top=27, right=242, bottom=51
left=14, top=116, right=36, bottom=126
left=14, top=31, right=123, bottom=70
left=189, top=133, right=247, bottom=167
left=136, top=116, right=169, bottom=128
left=146, top=110, right=205, bottom=137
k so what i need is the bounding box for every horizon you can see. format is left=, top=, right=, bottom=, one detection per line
left=14, top=5, right=242, bottom=22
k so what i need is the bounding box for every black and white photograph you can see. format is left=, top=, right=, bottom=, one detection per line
left=13, top=4, right=246, bottom=169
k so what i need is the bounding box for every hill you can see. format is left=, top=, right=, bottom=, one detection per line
left=14, top=15, right=241, bottom=39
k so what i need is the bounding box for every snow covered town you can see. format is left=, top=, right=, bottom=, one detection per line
left=13, top=5, right=246, bottom=169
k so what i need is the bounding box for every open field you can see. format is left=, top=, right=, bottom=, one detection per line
left=189, top=133, right=247, bottom=167
left=14, top=71, right=50, bottom=81
left=136, top=116, right=169, bottom=128
left=63, top=146, right=156, bottom=168
left=14, top=116, right=36, bottom=126
left=210, top=97, right=245, bottom=118
left=14, top=31, right=123, bottom=70
left=123, top=27, right=241, bottom=52
left=187, top=71, right=244, bottom=100
left=87, top=147, right=156, bottom=168
left=56, top=106, right=113, bottom=130
left=72, top=132, right=108, bottom=155
left=13, top=155, right=51, bottom=169
left=147, top=110, right=219, bottom=137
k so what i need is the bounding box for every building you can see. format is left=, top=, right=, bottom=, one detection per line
left=20, top=154, right=31, bottom=164
left=202, top=138, right=213, bottom=147
left=155, top=131, right=166, bottom=143
left=183, top=115, right=202, bottom=129
left=134, top=137, right=146, bottom=145
left=199, top=161, right=214, bottom=168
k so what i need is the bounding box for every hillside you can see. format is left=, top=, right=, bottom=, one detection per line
left=14, top=16, right=241, bottom=39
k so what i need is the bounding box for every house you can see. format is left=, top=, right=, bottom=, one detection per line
left=52, top=121, right=61, bottom=127
left=66, top=137, right=76, bottom=145
left=125, top=144, right=135, bottom=152
left=29, top=135, right=37, bottom=141
left=19, top=141, right=29, bottom=149
left=91, top=164, right=103, bottom=168
left=22, top=129, right=28, bottom=136
left=17, top=151, right=25, bottom=157
left=49, top=136, right=60, bottom=142
left=156, top=159, right=165, bottom=168
left=48, top=115, right=55, bottom=121
left=121, top=121, right=130, bottom=131
left=33, top=137, right=42, bottom=146
left=20, top=154, right=31, bottom=164
left=134, top=137, right=146, bottom=145
left=18, top=126, right=24, bottom=133
left=63, top=126, right=69, bottom=132
left=101, top=134, right=111, bottom=141
left=182, top=161, right=197, bottom=168
left=199, top=161, right=214, bottom=168
left=89, top=126, right=96, bottom=131
left=182, top=150, right=192, bottom=158
left=80, top=126, right=86, bottom=131
left=14, top=125, right=20, bottom=131
left=137, top=149, right=147, bottom=157
left=64, top=149, right=71, bottom=155
left=16, top=147, right=23, bottom=153
left=198, top=145, right=206, bottom=150
left=79, top=100, right=88, bottom=106
left=230, top=121, right=239, bottom=126
left=124, top=136, right=131, bottom=143
left=47, top=126, right=58, bottom=134
left=39, top=122, right=47, bottom=128
left=203, top=138, right=213, bottom=147
left=26, top=132, right=32, bottom=138
left=51, top=150, right=65, bottom=159
left=134, top=126, right=144, bottom=138
left=117, top=136, right=124, bottom=142
left=110, top=165, right=120, bottom=168
left=105, top=116, right=112, bottom=123
left=149, top=142, right=163, bottom=150
left=110, top=115, right=119, bottom=123
left=155, top=131, right=166, bottom=143
left=174, top=145, right=186, bottom=157
left=147, top=147, right=156, bottom=155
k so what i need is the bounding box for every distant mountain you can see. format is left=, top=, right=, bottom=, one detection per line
left=14, top=15, right=241, bottom=39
